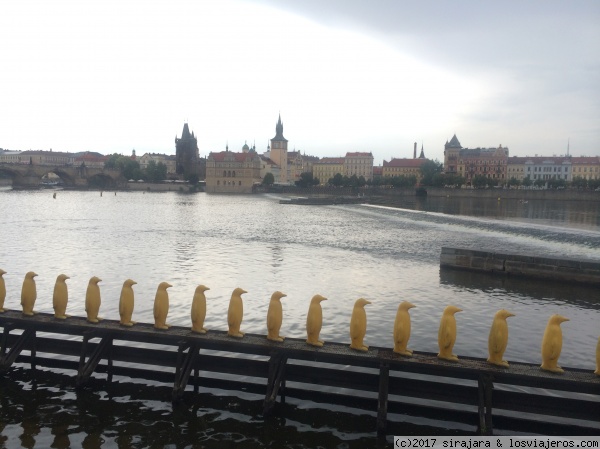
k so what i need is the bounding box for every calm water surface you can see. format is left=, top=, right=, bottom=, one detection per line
left=0, top=190, right=599, bottom=447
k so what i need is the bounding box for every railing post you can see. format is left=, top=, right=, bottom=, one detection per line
left=377, top=362, right=390, bottom=436
left=477, top=374, right=494, bottom=435
left=263, top=351, right=288, bottom=416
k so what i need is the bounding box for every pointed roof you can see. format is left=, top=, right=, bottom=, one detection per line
left=181, top=123, right=191, bottom=139
left=419, top=144, right=425, bottom=159
left=446, top=134, right=462, bottom=149
left=272, top=113, right=287, bottom=142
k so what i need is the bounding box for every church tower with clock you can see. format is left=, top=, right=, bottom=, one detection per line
left=270, top=114, right=288, bottom=184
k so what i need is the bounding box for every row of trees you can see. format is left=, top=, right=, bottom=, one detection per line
left=105, top=154, right=168, bottom=182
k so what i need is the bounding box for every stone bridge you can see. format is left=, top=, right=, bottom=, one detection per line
left=0, top=163, right=125, bottom=189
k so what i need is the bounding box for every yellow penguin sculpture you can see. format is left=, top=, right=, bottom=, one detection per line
left=540, top=314, right=569, bottom=373
left=191, top=284, right=210, bottom=334
left=487, top=309, right=515, bottom=367
left=21, top=271, right=38, bottom=316
left=349, top=298, right=371, bottom=352
left=306, top=294, right=327, bottom=347
left=52, top=274, right=70, bottom=319
left=227, top=287, right=247, bottom=338
left=85, top=276, right=103, bottom=323
left=393, top=301, right=416, bottom=356
left=267, top=291, right=287, bottom=342
left=0, top=269, right=6, bottom=313
left=437, top=305, right=463, bottom=361
left=153, top=282, right=172, bottom=330
left=119, top=279, right=137, bottom=326
left=595, top=336, right=600, bottom=376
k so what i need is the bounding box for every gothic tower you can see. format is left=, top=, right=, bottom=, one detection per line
left=175, top=123, right=200, bottom=179
left=270, top=114, right=288, bottom=183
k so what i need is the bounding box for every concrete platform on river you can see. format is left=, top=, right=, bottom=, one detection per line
left=441, top=247, right=600, bottom=285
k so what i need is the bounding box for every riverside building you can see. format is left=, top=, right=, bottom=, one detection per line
left=443, top=135, right=509, bottom=185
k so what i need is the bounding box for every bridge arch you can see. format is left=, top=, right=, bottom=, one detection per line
left=0, top=166, right=23, bottom=187
left=41, top=168, right=76, bottom=187
left=87, top=173, right=117, bottom=189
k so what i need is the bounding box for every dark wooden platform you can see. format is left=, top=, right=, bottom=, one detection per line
left=1, top=310, right=599, bottom=436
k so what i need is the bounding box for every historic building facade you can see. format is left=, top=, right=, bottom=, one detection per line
left=205, top=149, right=262, bottom=193
left=175, top=123, right=200, bottom=179
left=443, top=135, right=509, bottom=185
left=382, top=158, right=427, bottom=180
left=506, top=157, right=527, bottom=181
left=344, top=152, right=374, bottom=181
left=312, top=157, right=345, bottom=185
left=521, top=157, right=572, bottom=182
left=139, top=153, right=177, bottom=174
left=571, top=157, right=600, bottom=180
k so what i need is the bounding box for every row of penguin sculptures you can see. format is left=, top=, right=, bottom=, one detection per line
left=1, top=269, right=598, bottom=376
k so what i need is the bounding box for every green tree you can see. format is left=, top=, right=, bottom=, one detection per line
left=472, top=175, right=488, bottom=189
left=507, top=177, right=520, bottom=188
left=105, top=153, right=140, bottom=180
left=144, top=160, right=167, bottom=182
left=348, top=174, right=359, bottom=188
left=522, top=176, right=532, bottom=187
left=571, top=176, right=587, bottom=189
left=263, top=172, right=275, bottom=186
left=547, top=178, right=566, bottom=189
left=588, top=178, right=600, bottom=190
left=534, top=178, right=546, bottom=188
left=296, top=172, right=319, bottom=188
left=419, top=159, right=443, bottom=185
left=330, top=173, right=344, bottom=187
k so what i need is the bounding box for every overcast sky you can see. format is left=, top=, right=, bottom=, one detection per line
left=1, top=0, right=598, bottom=164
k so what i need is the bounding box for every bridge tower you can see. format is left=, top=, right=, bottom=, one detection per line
left=175, top=123, right=200, bottom=179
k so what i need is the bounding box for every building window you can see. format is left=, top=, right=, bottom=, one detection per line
left=223, top=170, right=226, bottom=177
left=239, top=181, right=242, bottom=186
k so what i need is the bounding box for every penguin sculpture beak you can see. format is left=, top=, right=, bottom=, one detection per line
left=33, top=273, right=38, bottom=277
left=365, top=300, right=372, bottom=305
left=507, top=312, right=515, bottom=317
left=241, top=289, right=247, bottom=294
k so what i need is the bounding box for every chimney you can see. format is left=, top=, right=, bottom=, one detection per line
left=414, top=142, right=417, bottom=159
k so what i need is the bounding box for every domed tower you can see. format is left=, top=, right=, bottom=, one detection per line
left=270, top=114, right=288, bottom=183
left=175, top=123, right=200, bottom=178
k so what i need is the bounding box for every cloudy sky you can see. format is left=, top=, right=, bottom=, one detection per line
left=1, top=0, right=598, bottom=164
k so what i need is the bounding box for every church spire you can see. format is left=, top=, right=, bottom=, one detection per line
left=274, top=113, right=285, bottom=140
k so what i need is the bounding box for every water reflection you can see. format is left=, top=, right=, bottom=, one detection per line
left=0, top=369, right=407, bottom=448
left=439, top=268, right=600, bottom=310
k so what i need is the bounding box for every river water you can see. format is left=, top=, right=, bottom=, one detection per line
left=0, top=189, right=599, bottom=447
